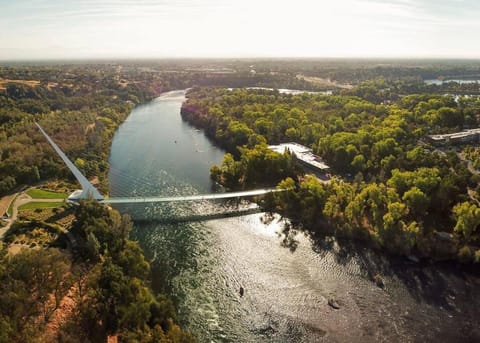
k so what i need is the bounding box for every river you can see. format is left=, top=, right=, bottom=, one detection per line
left=108, top=90, right=480, bottom=342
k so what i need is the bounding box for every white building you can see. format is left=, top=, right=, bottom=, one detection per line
left=427, top=128, right=480, bottom=145
left=268, top=142, right=330, bottom=172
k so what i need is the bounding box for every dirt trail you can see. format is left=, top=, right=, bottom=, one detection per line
left=0, top=193, right=16, bottom=217
left=40, top=283, right=79, bottom=342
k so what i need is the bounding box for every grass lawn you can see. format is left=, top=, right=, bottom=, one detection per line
left=18, top=202, right=64, bottom=211
left=26, top=188, right=67, bottom=199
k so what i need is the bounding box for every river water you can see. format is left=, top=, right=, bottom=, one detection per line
left=108, top=90, right=480, bottom=342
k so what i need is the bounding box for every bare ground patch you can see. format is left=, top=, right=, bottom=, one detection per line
left=0, top=78, right=41, bottom=89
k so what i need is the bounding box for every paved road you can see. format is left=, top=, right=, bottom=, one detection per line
left=0, top=193, right=16, bottom=217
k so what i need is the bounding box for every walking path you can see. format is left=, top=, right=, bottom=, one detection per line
left=0, top=193, right=16, bottom=217
left=0, top=192, right=66, bottom=239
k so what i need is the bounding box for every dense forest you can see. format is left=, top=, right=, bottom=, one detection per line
left=0, top=65, right=162, bottom=195
left=0, top=200, right=195, bottom=342
left=182, top=82, right=480, bottom=263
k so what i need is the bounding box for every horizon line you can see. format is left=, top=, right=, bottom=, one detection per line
left=2, top=56, right=480, bottom=63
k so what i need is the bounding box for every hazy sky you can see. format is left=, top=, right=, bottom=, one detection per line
left=1, top=0, right=480, bottom=60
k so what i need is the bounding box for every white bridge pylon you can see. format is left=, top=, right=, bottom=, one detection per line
left=36, top=123, right=280, bottom=205
left=36, top=123, right=103, bottom=201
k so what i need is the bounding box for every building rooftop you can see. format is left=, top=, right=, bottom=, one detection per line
left=268, top=143, right=330, bottom=170
left=268, top=142, right=311, bottom=155
left=428, top=128, right=480, bottom=141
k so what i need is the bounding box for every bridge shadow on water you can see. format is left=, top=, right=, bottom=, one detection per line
left=112, top=199, right=262, bottom=224
left=132, top=207, right=262, bottom=224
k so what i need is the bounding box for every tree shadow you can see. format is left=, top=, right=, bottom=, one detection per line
left=45, top=207, right=75, bottom=224
left=302, top=229, right=479, bottom=312
left=277, top=219, right=300, bottom=253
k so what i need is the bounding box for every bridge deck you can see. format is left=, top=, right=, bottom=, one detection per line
left=101, top=188, right=280, bottom=204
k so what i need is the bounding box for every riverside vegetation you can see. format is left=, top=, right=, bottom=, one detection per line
left=182, top=84, right=480, bottom=263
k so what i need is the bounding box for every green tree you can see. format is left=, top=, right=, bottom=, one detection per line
left=402, top=186, right=429, bottom=216
left=452, top=201, right=480, bottom=240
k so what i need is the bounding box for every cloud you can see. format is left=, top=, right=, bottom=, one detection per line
left=1, top=0, right=480, bottom=59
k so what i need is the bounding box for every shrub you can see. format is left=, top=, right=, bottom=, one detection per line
left=458, top=245, right=472, bottom=263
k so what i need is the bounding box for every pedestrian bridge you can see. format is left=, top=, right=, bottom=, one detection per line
left=101, top=188, right=280, bottom=204
left=36, top=122, right=282, bottom=207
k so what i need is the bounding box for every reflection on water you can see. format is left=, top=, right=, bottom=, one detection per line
left=109, top=90, right=480, bottom=342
